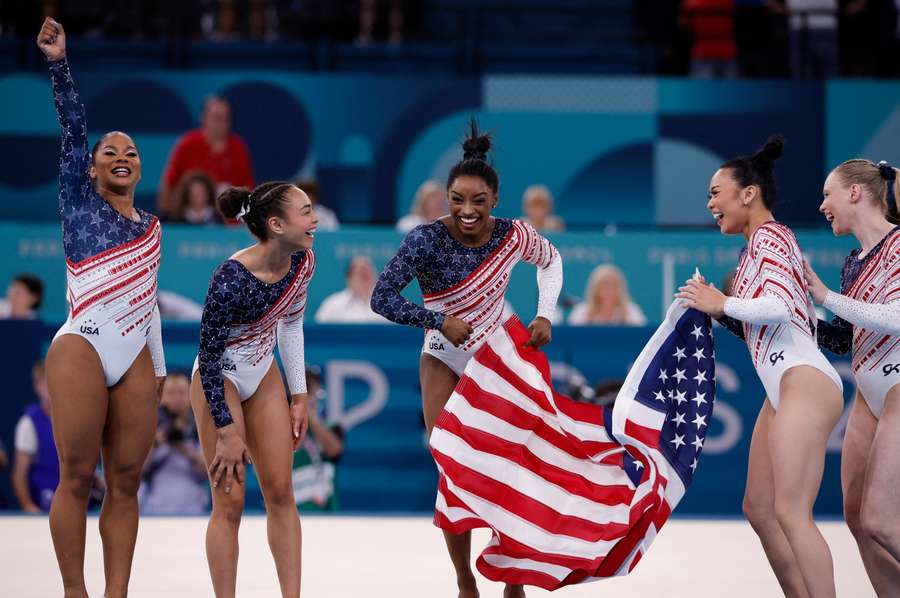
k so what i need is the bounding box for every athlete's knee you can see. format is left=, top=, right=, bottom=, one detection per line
left=773, top=496, right=812, bottom=532
left=59, top=462, right=98, bottom=500
left=263, top=480, right=296, bottom=511
left=860, top=499, right=898, bottom=548
left=104, top=464, right=143, bottom=498
left=212, top=493, right=245, bottom=525
left=742, top=493, right=774, bottom=530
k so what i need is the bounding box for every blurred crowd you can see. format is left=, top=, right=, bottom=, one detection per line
left=0, top=1, right=425, bottom=46
left=2, top=1, right=898, bottom=77
left=0, top=362, right=344, bottom=514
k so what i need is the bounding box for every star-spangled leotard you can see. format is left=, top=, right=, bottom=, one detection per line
left=49, top=58, right=164, bottom=386
left=371, top=218, right=562, bottom=373
left=196, top=250, right=315, bottom=428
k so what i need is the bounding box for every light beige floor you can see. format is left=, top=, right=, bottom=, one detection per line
left=1, top=515, right=874, bottom=597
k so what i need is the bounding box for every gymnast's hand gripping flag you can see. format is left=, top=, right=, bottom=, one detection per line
left=429, top=300, right=715, bottom=590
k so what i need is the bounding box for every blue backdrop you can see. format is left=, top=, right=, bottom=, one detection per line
left=0, top=319, right=857, bottom=516
left=3, top=67, right=900, bottom=226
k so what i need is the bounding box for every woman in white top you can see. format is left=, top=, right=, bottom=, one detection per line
left=567, top=264, right=646, bottom=325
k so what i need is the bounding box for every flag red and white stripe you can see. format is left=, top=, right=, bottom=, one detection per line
left=430, top=302, right=714, bottom=589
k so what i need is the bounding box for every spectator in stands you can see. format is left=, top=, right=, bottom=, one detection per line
left=396, top=179, right=446, bottom=233
left=139, top=373, right=209, bottom=514
left=296, top=178, right=339, bottom=230
left=292, top=366, right=344, bottom=511
left=12, top=361, right=58, bottom=513
left=787, top=0, right=839, bottom=78
left=734, top=0, right=791, bottom=77
left=838, top=0, right=899, bottom=77
left=158, top=96, right=254, bottom=219
left=521, top=184, right=565, bottom=232
left=356, top=0, right=424, bottom=45
left=315, top=256, right=388, bottom=323
left=568, top=264, right=647, bottom=326
left=680, top=0, right=739, bottom=78
left=0, top=273, right=44, bottom=320
left=170, top=171, right=221, bottom=225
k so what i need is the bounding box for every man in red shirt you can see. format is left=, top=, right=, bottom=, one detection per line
left=157, top=96, right=255, bottom=219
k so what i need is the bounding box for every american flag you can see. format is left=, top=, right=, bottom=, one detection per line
left=430, top=301, right=715, bottom=590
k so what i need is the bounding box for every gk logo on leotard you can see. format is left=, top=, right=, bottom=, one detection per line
left=883, top=363, right=900, bottom=377
left=769, top=351, right=785, bottom=365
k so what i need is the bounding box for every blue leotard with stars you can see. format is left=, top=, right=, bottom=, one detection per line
left=198, top=250, right=314, bottom=428
left=371, top=218, right=515, bottom=329
left=50, top=58, right=156, bottom=263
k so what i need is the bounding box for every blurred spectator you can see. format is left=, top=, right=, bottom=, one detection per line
left=521, top=185, right=565, bottom=232
left=356, top=0, right=423, bottom=45
left=635, top=0, right=693, bottom=74
left=12, top=361, right=58, bottom=513
left=838, top=0, right=899, bottom=77
left=0, top=273, right=44, bottom=320
left=787, top=0, right=839, bottom=78
left=680, top=0, right=739, bottom=78
left=396, top=180, right=447, bottom=233
left=139, top=373, right=209, bottom=515
left=734, top=0, right=791, bottom=77
left=292, top=366, right=344, bottom=511
left=568, top=265, right=647, bottom=326
left=315, top=256, right=388, bottom=323
left=170, top=171, right=221, bottom=225
left=158, top=96, right=255, bottom=219
left=157, top=290, right=205, bottom=321
left=296, top=178, right=339, bottom=231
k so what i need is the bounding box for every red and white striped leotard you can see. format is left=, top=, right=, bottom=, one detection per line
left=826, top=228, right=900, bottom=416
left=729, top=221, right=842, bottom=407
left=55, top=218, right=163, bottom=386
left=423, top=220, right=557, bottom=352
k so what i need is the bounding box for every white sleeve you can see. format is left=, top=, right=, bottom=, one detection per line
left=535, top=246, right=563, bottom=321
left=277, top=316, right=307, bottom=395
left=723, top=295, right=792, bottom=324
left=823, top=290, right=900, bottom=336
left=146, top=305, right=166, bottom=377
left=14, top=415, right=38, bottom=454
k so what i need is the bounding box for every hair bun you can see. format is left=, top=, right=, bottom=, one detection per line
left=751, top=135, right=784, bottom=168
left=216, top=187, right=252, bottom=220
left=753, top=135, right=785, bottom=169
left=462, top=117, right=492, bottom=162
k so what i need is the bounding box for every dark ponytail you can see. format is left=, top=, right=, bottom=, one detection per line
left=720, top=135, right=785, bottom=210
left=446, top=118, right=500, bottom=194
left=217, top=181, right=294, bottom=241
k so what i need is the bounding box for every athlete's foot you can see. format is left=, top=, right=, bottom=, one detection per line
left=503, top=584, right=526, bottom=598
left=457, top=574, right=479, bottom=598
